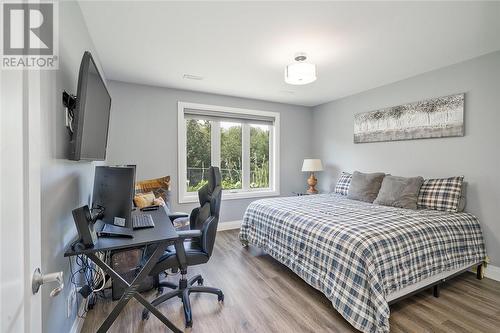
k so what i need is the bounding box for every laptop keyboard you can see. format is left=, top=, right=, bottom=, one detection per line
left=132, top=214, right=155, bottom=229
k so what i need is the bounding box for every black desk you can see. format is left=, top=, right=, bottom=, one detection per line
left=64, top=207, right=182, bottom=333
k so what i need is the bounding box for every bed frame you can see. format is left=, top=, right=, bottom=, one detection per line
left=387, top=261, right=484, bottom=305
left=252, top=240, right=485, bottom=306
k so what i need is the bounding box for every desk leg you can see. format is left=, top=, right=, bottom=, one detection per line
left=135, top=293, right=182, bottom=333
left=87, top=242, right=180, bottom=333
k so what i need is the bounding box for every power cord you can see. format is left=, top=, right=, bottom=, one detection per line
left=90, top=204, right=105, bottom=221
left=69, top=251, right=109, bottom=317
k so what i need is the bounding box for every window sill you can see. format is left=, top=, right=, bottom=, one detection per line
left=179, top=189, right=280, bottom=204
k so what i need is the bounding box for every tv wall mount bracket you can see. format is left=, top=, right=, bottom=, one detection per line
left=62, top=91, right=77, bottom=134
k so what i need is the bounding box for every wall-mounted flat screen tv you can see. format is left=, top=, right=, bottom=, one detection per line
left=69, top=51, right=111, bottom=161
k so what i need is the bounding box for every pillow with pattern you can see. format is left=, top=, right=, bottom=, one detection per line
left=133, top=192, right=156, bottom=208
left=417, top=176, right=464, bottom=212
left=334, top=172, right=352, bottom=196
left=135, top=176, right=171, bottom=208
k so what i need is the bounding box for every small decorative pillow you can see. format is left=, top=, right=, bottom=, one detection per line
left=135, top=176, right=171, bottom=208
left=153, top=197, right=166, bottom=207
left=347, top=171, right=386, bottom=203
left=133, top=192, right=155, bottom=208
left=373, top=176, right=424, bottom=210
left=417, top=176, right=464, bottom=212
left=334, top=172, right=352, bottom=196
left=135, top=176, right=171, bottom=203
left=457, top=181, right=467, bottom=212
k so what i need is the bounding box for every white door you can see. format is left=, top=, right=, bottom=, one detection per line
left=0, top=69, right=43, bottom=332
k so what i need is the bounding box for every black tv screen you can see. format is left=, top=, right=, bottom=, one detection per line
left=69, top=51, right=111, bottom=161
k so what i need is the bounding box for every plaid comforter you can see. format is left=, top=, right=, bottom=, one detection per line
left=239, top=194, right=486, bottom=333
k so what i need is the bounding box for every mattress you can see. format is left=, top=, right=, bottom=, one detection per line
left=239, top=194, right=486, bottom=333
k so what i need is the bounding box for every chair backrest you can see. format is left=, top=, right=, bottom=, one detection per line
left=190, top=167, right=222, bottom=230
left=200, top=215, right=218, bottom=257
left=191, top=167, right=222, bottom=257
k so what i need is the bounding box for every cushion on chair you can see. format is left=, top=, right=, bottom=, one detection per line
left=149, top=240, right=209, bottom=276
left=347, top=171, right=386, bottom=203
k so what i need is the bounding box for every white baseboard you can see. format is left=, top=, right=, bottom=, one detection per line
left=69, top=300, right=85, bottom=333
left=217, top=220, right=241, bottom=231
left=485, top=264, right=500, bottom=282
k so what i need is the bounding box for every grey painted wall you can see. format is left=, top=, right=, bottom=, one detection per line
left=40, top=2, right=102, bottom=332
left=37, top=8, right=498, bottom=333
left=312, top=51, right=500, bottom=266
left=106, top=81, right=312, bottom=222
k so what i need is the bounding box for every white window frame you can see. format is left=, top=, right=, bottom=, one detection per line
left=178, top=101, right=280, bottom=203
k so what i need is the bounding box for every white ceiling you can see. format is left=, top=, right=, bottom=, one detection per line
left=79, top=1, right=500, bottom=107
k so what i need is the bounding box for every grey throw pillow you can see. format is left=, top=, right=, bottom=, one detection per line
left=457, top=181, right=467, bottom=212
left=347, top=171, right=386, bottom=203
left=373, top=176, right=424, bottom=210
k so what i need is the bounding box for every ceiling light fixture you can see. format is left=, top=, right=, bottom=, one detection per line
left=284, top=53, right=316, bottom=85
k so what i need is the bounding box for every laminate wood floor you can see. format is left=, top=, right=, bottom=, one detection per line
left=81, top=230, right=500, bottom=333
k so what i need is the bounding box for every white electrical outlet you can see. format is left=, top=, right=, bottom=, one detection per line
left=67, top=286, right=76, bottom=318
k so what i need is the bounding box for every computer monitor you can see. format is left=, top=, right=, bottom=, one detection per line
left=92, top=166, right=136, bottom=227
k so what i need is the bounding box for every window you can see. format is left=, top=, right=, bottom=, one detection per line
left=220, top=122, right=242, bottom=190
left=185, top=119, right=211, bottom=192
left=178, top=102, right=280, bottom=203
left=250, top=124, right=270, bottom=189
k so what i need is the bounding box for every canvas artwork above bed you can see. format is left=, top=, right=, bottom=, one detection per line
left=354, top=93, right=465, bottom=143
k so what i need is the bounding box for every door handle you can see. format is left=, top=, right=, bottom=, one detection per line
left=32, top=268, right=64, bottom=297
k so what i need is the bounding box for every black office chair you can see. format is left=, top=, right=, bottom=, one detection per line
left=142, top=167, right=224, bottom=327
left=168, top=167, right=222, bottom=232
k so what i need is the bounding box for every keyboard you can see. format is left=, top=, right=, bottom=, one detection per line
left=132, top=214, right=155, bottom=229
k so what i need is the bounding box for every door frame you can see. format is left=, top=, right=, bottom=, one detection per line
left=0, top=68, right=43, bottom=332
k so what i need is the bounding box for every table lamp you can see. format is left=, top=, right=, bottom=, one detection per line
left=301, top=159, right=323, bottom=194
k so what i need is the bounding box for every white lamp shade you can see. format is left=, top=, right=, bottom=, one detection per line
left=285, top=62, right=316, bottom=85
left=302, top=159, right=323, bottom=172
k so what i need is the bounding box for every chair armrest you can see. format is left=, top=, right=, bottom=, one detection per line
left=168, top=212, right=189, bottom=222
left=173, top=230, right=202, bottom=269
left=176, top=230, right=202, bottom=240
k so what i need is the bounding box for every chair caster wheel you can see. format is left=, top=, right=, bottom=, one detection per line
left=142, top=311, right=150, bottom=320
left=197, top=278, right=204, bottom=286
left=218, top=294, right=224, bottom=302
left=186, top=321, right=193, bottom=328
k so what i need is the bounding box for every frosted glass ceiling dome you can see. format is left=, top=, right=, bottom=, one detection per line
left=284, top=53, right=317, bottom=85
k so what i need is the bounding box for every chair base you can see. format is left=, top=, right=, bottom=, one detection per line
left=142, top=274, right=224, bottom=327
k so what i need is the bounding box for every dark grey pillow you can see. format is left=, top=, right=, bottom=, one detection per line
left=373, top=176, right=424, bottom=210
left=347, top=171, right=386, bottom=203
left=458, top=181, right=467, bottom=212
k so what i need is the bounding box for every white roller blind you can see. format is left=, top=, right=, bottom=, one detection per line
left=184, top=108, right=275, bottom=125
